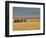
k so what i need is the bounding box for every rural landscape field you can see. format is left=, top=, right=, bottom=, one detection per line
left=13, top=7, right=40, bottom=31
left=13, top=17, right=40, bottom=31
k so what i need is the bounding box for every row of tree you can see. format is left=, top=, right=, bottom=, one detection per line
left=14, top=19, right=26, bottom=22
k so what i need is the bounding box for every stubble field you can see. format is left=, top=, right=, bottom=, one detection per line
left=13, top=21, right=40, bottom=31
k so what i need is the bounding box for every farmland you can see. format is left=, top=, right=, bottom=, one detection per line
left=13, top=17, right=40, bottom=31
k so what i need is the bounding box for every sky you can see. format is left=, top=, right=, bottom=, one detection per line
left=13, top=7, right=40, bottom=17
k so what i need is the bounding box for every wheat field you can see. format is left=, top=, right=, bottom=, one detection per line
left=13, top=21, right=40, bottom=31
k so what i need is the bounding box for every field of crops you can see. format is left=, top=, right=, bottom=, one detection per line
left=13, top=22, right=40, bottom=31
left=13, top=17, right=40, bottom=31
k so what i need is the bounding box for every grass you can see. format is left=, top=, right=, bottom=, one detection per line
left=13, top=17, right=40, bottom=31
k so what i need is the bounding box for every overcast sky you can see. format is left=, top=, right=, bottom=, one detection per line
left=13, top=7, right=40, bottom=17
